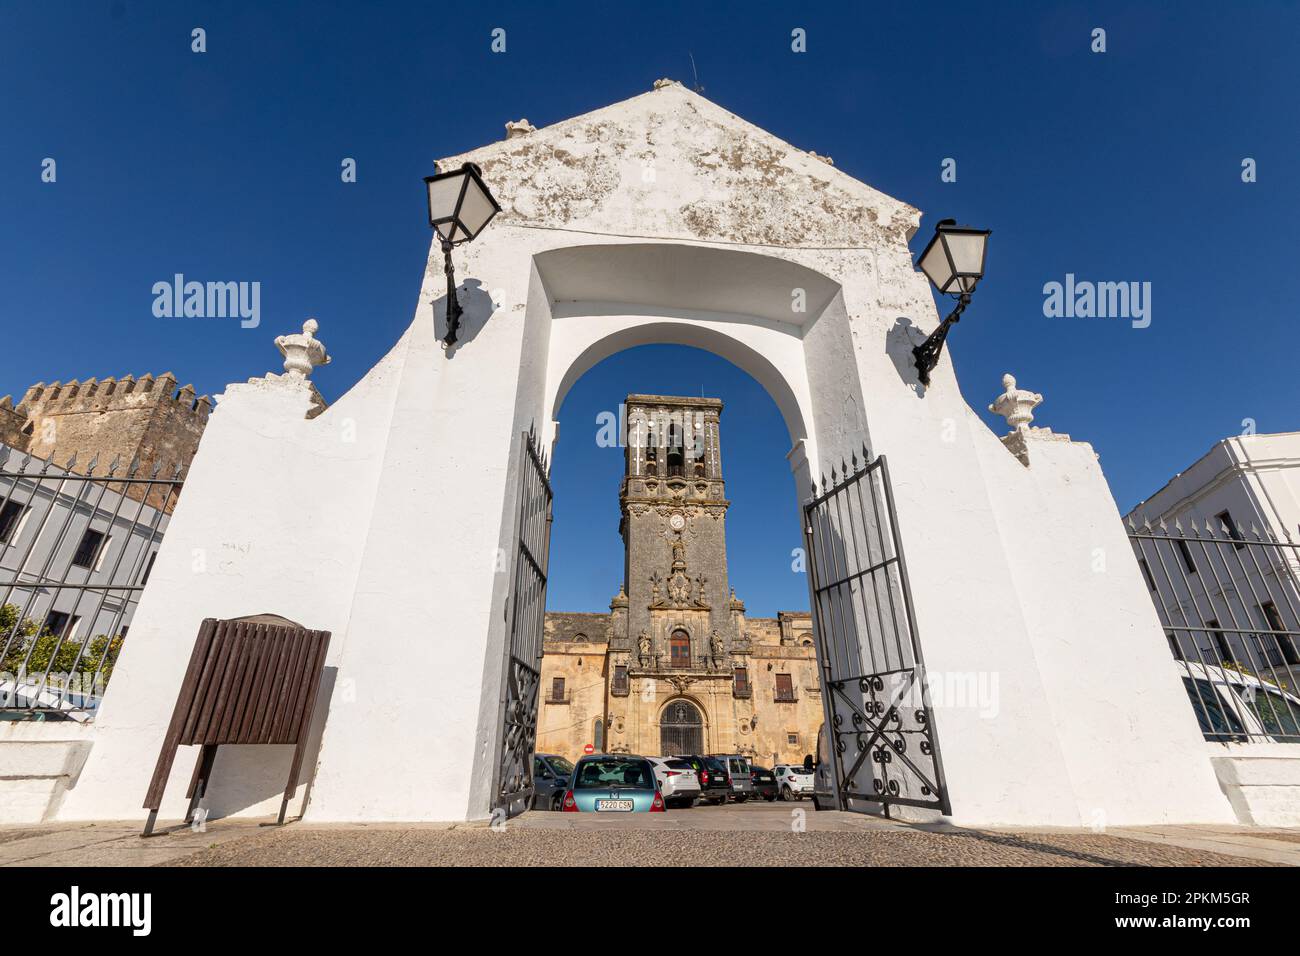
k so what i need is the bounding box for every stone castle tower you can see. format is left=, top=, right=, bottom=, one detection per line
left=0, top=374, right=210, bottom=510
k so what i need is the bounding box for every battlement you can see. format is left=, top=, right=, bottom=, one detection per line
left=17, top=372, right=212, bottom=423
left=1, top=371, right=211, bottom=512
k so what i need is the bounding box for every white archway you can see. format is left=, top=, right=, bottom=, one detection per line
left=532, top=241, right=857, bottom=483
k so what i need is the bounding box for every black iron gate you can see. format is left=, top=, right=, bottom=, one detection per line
left=803, top=451, right=950, bottom=816
left=493, top=428, right=553, bottom=816
left=659, top=699, right=704, bottom=755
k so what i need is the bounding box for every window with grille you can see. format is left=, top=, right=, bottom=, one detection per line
left=1260, top=601, right=1298, bottom=665
left=1206, top=619, right=1233, bottom=663
left=1215, top=509, right=1245, bottom=549
left=775, top=673, right=795, bottom=702
left=733, top=666, right=750, bottom=696
left=43, top=610, right=80, bottom=640
left=549, top=677, right=566, bottom=702
left=0, top=499, right=25, bottom=544
left=72, top=528, right=107, bottom=569
left=612, top=664, right=629, bottom=696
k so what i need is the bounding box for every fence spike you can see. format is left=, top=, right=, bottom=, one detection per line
left=862, top=442, right=871, bottom=464
left=149, top=459, right=165, bottom=478
left=0, top=446, right=8, bottom=469
left=85, top=453, right=100, bottom=475
left=64, top=453, right=78, bottom=472
left=106, top=454, right=123, bottom=477
left=127, top=456, right=141, bottom=478
left=850, top=449, right=858, bottom=470
left=1171, top=516, right=1183, bottom=533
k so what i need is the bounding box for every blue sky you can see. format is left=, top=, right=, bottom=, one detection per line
left=1, top=1, right=1296, bottom=615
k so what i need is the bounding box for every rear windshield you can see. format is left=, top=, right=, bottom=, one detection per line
left=574, top=758, right=654, bottom=789
left=752, top=769, right=773, bottom=780
left=546, top=756, right=574, bottom=776
left=664, top=759, right=693, bottom=770
left=728, top=758, right=750, bottom=773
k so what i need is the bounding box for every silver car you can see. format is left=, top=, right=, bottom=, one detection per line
left=710, top=753, right=754, bottom=801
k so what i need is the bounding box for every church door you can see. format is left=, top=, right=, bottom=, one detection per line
left=660, top=699, right=704, bottom=755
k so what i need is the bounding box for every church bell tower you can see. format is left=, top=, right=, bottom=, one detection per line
left=615, top=394, right=745, bottom=672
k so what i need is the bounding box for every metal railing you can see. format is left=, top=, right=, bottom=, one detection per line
left=1128, top=516, right=1300, bottom=743
left=0, top=447, right=182, bottom=718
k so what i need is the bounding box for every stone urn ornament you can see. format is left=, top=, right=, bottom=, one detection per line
left=988, top=373, right=1042, bottom=431
left=275, top=319, right=331, bottom=379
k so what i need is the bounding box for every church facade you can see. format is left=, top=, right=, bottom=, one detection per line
left=537, top=394, right=821, bottom=765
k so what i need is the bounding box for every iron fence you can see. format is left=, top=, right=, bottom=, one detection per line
left=0, top=446, right=182, bottom=719
left=1128, top=516, right=1300, bottom=743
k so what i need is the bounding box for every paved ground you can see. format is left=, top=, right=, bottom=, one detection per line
left=2, top=802, right=1296, bottom=867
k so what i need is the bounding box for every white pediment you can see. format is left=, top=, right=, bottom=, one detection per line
left=438, top=82, right=919, bottom=249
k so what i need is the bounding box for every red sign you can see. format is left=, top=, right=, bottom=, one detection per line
left=583, top=744, right=595, bottom=755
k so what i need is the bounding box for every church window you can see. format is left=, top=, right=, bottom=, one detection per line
left=612, top=664, right=629, bottom=696
left=787, top=733, right=799, bottom=746
left=549, top=676, right=566, bottom=702
left=775, top=673, right=796, bottom=702
left=733, top=666, right=750, bottom=696
left=670, top=629, right=691, bottom=668
left=593, top=718, right=605, bottom=753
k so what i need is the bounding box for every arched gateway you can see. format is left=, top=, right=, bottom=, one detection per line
left=660, top=700, right=704, bottom=756
left=58, top=82, right=1235, bottom=830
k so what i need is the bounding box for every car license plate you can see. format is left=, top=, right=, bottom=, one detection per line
left=595, top=799, right=633, bottom=812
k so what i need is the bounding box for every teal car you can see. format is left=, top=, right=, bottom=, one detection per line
left=561, top=755, right=666, bottom=813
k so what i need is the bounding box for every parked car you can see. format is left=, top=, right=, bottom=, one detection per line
left=749, top=764, right=778, bottom=801
left=710, top=753, right=754, bottom=801
left=532, top=753, right=575, bottom=810
left=673, top=754, right=731, bottom=805
left=774, top=763, right=814, bottom=801
left=648, top=756, right=702, bottom=807
left=561, top=754, right=666, bottom=813
left=1176, top=660, right=1300, bottom=742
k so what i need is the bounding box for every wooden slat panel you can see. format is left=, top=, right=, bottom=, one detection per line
left=267, top=627, right=310, bottom=744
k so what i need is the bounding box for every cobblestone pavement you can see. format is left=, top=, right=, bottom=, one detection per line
left=161, top=823, right=1275, bottom=867
left=2, top=804, right=1293, bottom=867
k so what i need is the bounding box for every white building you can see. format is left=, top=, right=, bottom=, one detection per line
left=1126, top=432, right=1300, bottom=824
left=0, top=444, right=171, bottom=716
left=8, top=83, right=1247, bottom=828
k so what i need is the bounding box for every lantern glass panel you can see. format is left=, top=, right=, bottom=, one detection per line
left=427, top=173, right=466, bottom=224
left=458, top=179, right=499, bottom=239
left=944, top=231, right=987, bottom=279
left=919, top=240, right=954, bottom=292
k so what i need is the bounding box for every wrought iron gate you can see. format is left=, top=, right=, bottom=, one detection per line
left=659, top=699, right=704, bottom=755
left=492, top=429, right=553, bottom=816
left=803, top=451, right=950, bottom=816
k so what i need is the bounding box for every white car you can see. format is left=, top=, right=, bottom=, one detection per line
left=647, top=756, right=702, bottom=808
left=1176, top=659, right=1300, bottom=742
left=774, top=764, right=814, bottom=801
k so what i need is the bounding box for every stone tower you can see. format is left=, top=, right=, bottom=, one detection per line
left=617, top=394, right=747, bottom=671
left=0, top=374, right=210, bottom=511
